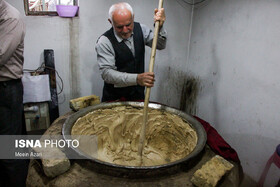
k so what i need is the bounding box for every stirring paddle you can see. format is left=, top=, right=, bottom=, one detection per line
left=138, top=0, right=164, bottom=160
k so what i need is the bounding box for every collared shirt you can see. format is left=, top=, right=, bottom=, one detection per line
left=95, top=23, right=167, bottom=88
left=0, top=1, right=25, bottom=81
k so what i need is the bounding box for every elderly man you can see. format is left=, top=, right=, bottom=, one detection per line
left=96, top=2, right=167, bottom=102
left=0, top=0, right=29, bottom=186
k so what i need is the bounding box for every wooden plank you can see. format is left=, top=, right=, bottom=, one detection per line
left=44, top=49, right=59, bottom=124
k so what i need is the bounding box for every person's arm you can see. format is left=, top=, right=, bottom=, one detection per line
left=95, top=36, right=138, bottom=88
left=141, top=24, right=167, bottom=49
left=0, top=18, right=25, bottom=66
left=141, top=8, right=167, bottom=49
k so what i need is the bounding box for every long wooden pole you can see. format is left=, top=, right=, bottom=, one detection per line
left=138, top=0, right=164, bottom=158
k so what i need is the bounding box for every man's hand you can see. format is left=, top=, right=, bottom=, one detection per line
left=137, top=72, right=155, bottom=87
left=154, top=8, right=165, bottom=27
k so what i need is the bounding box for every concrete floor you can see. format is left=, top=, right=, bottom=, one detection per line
left=240, top=174, right=257, bottom=187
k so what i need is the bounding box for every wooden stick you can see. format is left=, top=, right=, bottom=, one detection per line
left=138, top=0, right=164, bottom=159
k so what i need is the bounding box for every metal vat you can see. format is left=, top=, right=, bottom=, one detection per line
left=62, top=102, right=207, bottom=178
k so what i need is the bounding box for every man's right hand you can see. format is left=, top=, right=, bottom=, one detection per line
left=137, top=72, right=155, bottom=87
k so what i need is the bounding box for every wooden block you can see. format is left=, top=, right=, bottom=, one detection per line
left=42, top=157, right=70, bottom=178
left=33, top=142, right=71, bottom=178
left=191, top=155, right=234, bottom=187
left=69, top=95, right=100, bottom=111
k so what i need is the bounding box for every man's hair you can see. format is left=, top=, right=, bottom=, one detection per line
left=108, top=2, right=134, bottom=22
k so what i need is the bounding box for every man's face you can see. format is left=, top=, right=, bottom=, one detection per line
left=111, top=10, right=134, bottom=39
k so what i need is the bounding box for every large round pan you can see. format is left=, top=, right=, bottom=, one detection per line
left=62, top=102, right=207, bottom=178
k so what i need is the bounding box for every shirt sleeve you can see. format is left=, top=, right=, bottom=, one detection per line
left=140, top=23, right=167, bottom=49
left=95, top=36, right=138, bottom=88
left=0, top=18, right=25, bottom=66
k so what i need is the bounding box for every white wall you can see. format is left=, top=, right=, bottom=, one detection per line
left=189, top=0, right=280, bottom=185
